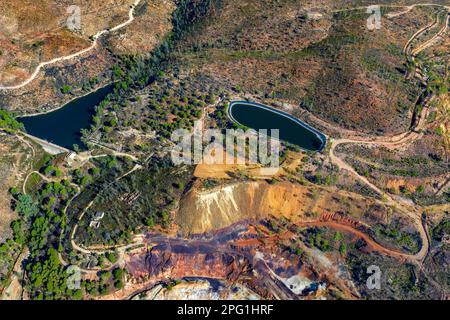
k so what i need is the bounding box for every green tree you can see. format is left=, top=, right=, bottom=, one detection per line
left=416, top=185, right=425, bottom=194
left=15, top=194, right=38, bottom=219
left=106, top=252, right=118, bottom=264
left=145, top=216, right=155, bottom=227
left=339, top=243, right=347, bottom=256
left=100, top=271, right=112, bottom=283
left=80, top=176, right=91, bottom=186
left=112, top=268, right=124, bottom=289
left=334, top=231, right=343, bottom=242
left=11, top=219, right=26, bottom=245
left=61, top=85, right=72, bottom=94
left=0, top=110, right=24, bottom=133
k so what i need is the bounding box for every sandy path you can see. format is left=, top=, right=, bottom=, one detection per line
left=298, top=221, right=414, bottom=261
left=0, top=0, right=143, bottom=91
left=327, top=9, right=450, bottom=263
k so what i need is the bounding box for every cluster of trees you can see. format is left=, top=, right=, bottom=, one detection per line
left=0, top=188, right=29, bottom=290
left=424, top=63, right=449, bottom=96
left=75, top=156, right=190, bottom=246
left=60, top=85, right=72, bottom=94
left=430, top=218, right=450, bottom=243
left=82, top=267, right=125, bottom=297
left=309, top=171, right=338, bottom=186
left=144, top=90, right=206, bottom=138
left=2, top=150, right=136, bottom=299
left=39, top=180, right=75, bottom=205
left=26, top=247, right=79, bottom=300
left=334, top=231, right=347, bottom=256
left=82, top=77, right=100, bottom=92
left=78, top=0, right=224, bottom=145
left=6, top=157, right=111, bottom=299
left=106, top=251, right=118, bottom=263
left=43, top=165, right=62, bottom=177
left=72, top=160, right=110, bottom=186
left=3, top=182, right=82, bottom=299
left=304, top=228, right=349, bottom=254
left=0, top=223, right=24, bottom=289
left=0, top=109, right=24, bottom=133
left=375, top=225, right=419, bottom=253
left=23, top=174, right=129, bottom=299
left=213, top=103, right=235, bottom=129
left=10, top=190, right=39, bottom=219
left=144, top=201, right=178, bottom=228
left=112, top=268, right=125, bottom=289
left=308, top=231, right=331, bottom=252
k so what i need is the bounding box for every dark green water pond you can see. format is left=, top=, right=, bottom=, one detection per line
left=228, top=101, right=326, bottom=151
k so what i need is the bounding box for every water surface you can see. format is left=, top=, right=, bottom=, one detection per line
left=18, top=84, right=113, bottom=150
left=228, top=101, right=326, bottom=151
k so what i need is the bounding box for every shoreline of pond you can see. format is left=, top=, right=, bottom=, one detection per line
left=227, top=100, right=327, bottom=152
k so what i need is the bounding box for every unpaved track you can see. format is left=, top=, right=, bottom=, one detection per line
left=0, top=0, right=143, bottom=91
left=1, top=1, right=447, bottom=92
left=330, top=137, right=429, bottom=263
left=84, top=140, right=140, bottom=161
left=411, top=11, right=450, bottom=56
left=403, top=11, right=441, bottom=54
left=332, top=3, right=449, bottom=14
left=27, top=1, right=447, bottom=276
left=328, top=8, right=450, bottom=263
left=69, top=160, right=143, bottom=258
left=329, top=130, right=423, bottom=200
left=69, top=4, right=443, bottom=266
left=387, top=3, right=450, bottom=19
left=297, top=221, right=414, bottom=261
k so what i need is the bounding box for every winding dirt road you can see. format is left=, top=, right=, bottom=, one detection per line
left=8, top=1, right=446, bottom=281
left=0, top=0, right=142, bottom=91
left=411, top=10, right=449, bottom=56
left=328, top=7, right=449, bottom=263
left=297, top=221, right=414, bottom=261
left=332, top=3, right=449, bottom=14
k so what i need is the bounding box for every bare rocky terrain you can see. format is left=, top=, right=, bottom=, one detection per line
left=0, top=0, right=174, bottom=114
left=0, top=0, right=448, bottom=301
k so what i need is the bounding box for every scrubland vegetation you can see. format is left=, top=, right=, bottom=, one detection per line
left=0, top=0, right=448, bottom=300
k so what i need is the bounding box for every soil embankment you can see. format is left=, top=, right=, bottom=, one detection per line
left=176, top=181, right=312, bottom=234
